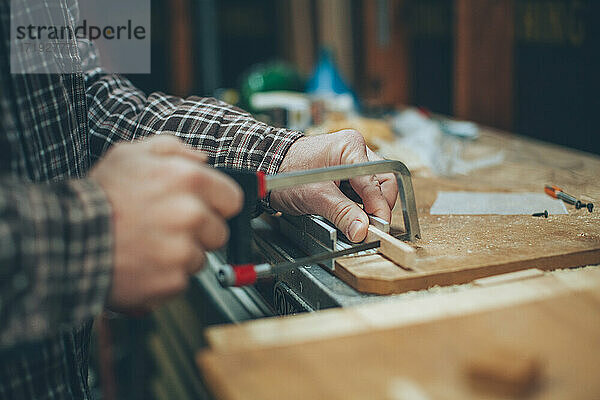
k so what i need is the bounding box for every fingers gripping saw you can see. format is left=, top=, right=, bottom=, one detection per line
left=217, top=160, right=421, bottom=287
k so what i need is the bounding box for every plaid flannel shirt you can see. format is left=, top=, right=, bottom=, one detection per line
left=0, top=1, right=302, bottom=398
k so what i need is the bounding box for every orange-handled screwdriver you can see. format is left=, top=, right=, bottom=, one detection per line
left=545, top=185, right=594, bottom=212
left=544, top=185, right=577, bottom=204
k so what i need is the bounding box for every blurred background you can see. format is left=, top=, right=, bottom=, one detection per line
left=92, top=1, right=599, bottom=399
left=127, top=0, right=598, bottom=154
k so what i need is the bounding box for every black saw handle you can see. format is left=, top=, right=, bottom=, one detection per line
left=216, top=170, right=362, bottom=265
left=216, top=168, right=266, bottom=265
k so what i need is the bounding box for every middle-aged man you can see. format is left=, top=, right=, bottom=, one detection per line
left=0, top=1, right=397, bottom=398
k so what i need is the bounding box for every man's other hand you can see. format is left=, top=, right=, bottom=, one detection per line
left=271, top=130, right=398, bottom=242
left=90, top=135, right=242, bottom=312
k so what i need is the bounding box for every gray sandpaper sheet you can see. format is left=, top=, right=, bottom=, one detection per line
left=430, top=191, right=569, bottom=215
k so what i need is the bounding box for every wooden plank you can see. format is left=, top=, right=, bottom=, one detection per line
left=454, top=0, right=514, bottom=130
left=204, top=267, right=600, bottom=353
left=472, top=268, right=544, bottom=287
left=361, top=0, right=410, bottom=106
left=198, top=269, right=600, bottom=399
left=282, top=0, right=315, bottom=75
left=336, top=188, right=600, bottom=294
left=169, top=0, right=193, bottom=96
left=316, top=0, right=355, bottom=84
left=465, top=347, right=541, bottom=397
left=332, top=129, right=600, bottom=294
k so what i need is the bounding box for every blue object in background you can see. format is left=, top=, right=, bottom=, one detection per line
left=306, top=48, right=359, bottom=108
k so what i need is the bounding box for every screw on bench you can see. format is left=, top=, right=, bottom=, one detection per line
left=532, top=210, right=548, bottom=218
left=576, top=201, right=594, bottom=213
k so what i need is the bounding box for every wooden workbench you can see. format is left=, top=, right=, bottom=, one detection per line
left=197, top=129, right=600, bottom=399
left=198, top=266, right=600, bottom=399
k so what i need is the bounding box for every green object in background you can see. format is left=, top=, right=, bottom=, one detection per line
left=240, top=62, right=304, bottom=112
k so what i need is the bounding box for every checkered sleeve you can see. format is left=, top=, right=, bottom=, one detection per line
left=0, top=176, right=113, bottom=347
left=84, top=66, right=303, bottom=177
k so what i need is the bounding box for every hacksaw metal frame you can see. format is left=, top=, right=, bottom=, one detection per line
left=271, top=160, right=420, bottom=272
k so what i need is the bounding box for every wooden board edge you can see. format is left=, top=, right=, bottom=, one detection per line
left=196, top=351, right=235, bottom=400
left=335, top=249, right=600, bottom=295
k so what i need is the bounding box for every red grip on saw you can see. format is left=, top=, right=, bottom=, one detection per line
left=257, top=171, right=267, bottom=199
left=233, top=264, right=257, bottom=286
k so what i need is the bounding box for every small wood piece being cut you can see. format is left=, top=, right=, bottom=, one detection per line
left=366, top=225, right=417, bottom=271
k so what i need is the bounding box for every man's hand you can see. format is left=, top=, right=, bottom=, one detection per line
left=90, top=136, right=242, bottom=312
left=271, top=130, right=398, bottom=242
